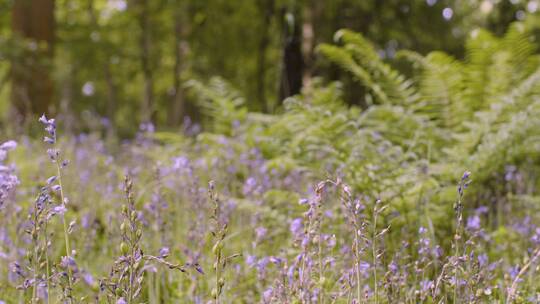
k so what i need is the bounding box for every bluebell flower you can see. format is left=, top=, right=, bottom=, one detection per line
left=0, top=141, right=17, bottom=151
left=52, top=205, right=67, bottom=215
left=116, top=298, right=127, bottom=304
left=466, top=215, right=481, bottom=230
left=159, top=247, right=170, bottom=258
left=290, top=218, right=303, bottom=237
left=263, top=287, right=273, bottom=302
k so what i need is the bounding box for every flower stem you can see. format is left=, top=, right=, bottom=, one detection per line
left=56, top=161, right=73, bottom=303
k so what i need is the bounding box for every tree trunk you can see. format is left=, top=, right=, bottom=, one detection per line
left=278, top=6, right=303, bottom=103
left=11, top=0, right=55, bottom=123
left=256, top=0, right=274, bottom=112
left=168, top=0, right=189, bottom=126
left=88, top=0, right=118, bottom=133
left=302, top=0, right=320, bottom=91
left=136, top=0, right=154, bottom=123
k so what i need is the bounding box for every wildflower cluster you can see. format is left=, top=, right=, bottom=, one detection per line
left=3, top=113, right=540, bottom=304
left=0, top=140, right=19, bottom=208
left=100, top=175, right=188, bottom=304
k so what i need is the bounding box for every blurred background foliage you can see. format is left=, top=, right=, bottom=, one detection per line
left=1, top=0, right=539, bottom=135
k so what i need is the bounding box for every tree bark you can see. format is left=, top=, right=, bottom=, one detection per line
left=11, top=0, right=55, bottom=123
left=278, top=6, right=303, bottom=103
left=136, top=0, right=154, bottom=123
left=168, top=0, right=189, bottom=126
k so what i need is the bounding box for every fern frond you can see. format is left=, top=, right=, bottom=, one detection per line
left=319, top=29, right=419, bottom=106
left=185, top=77, right=247, bottom=135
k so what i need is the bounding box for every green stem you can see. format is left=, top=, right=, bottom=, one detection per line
left=45, top=223, right=51, bottom=304
left=318, top=230, right=324, bottom=304
left=56, top=161, right=73, bottom=303
left=372, top=209, right=378, bottom=304
left=32, top=238, right=38, bottom=304
left=355, top=235, right=362, bottom=303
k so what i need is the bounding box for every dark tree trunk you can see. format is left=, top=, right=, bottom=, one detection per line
left=11, top=0, right=55, bottom=123
left=279, top=7, right=304, bottom=103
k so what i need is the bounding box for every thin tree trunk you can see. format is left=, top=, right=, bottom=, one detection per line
left=256, top=0, right=274, bottom=113
left=11, top=0, right=55, bottom=124
left=301, top=0, right=318, bottom=91
left=137, top=0, right=154, bottom=123
left=87, top=0, right=118, bottom=133
left=168, top=0, right=189, bottom=126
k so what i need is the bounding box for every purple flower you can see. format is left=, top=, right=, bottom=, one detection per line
left=39, top=114, right=56, bottom=144
left=256, top=257, right=270, bottom=272
left=269, top=256, right=283, bottom=264
left=0, top=149, right=19, bottom=207
left=255, top=227, right=267, bottom=241
left=52, top=205, right=67, bottom=215
left=159, top=247, right=170, bottom=258
left=466, top=215, right=481, bottom=230
left=38, top=114, right=53, bottom=125
left=263, top=287, right=273, bottom=302
left=509, top=265, right=520, bottom=280
left=139, top=122, right=155, bottom=133
left=242, top=177, right=258, bottom=196
left=172, top=156, right=189, bottom=170
left=433, top=245, right=443, bottom=258
left=60, top=256, right=77, bottom=270
left=47, top=149, right=59, bottom=162
left=420, top=279, right=434, bottom=293
left=359, top=261, right=370, bottom=276
left=83, top=272, right=95, bottom=285
left=475, top=206, right=489, bottom=214
left=246, top=255, right=257, bottom=267
left=505, top=165, right=517, bottom=181
left=532, top=228, right=540, bottom=245
left=388, top=260, right=398, bottom=273
left=290, top=218, right=303, bottom=237
left=46, top=176, right=57, bottom=184
left=117, top=298, right=127, bottom=304
left=0, top=141, right=17, bottom=151
left=478, top=253, right=488, bottom=267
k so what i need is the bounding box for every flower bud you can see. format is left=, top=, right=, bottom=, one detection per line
left=212, top=242, right=223, bottom=254
left=120, top=242, right=129, bottom=255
